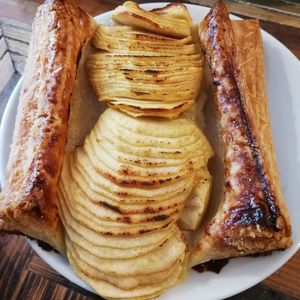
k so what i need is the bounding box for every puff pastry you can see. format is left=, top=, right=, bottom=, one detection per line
left=190, top=1, right=292, bottom=266
left=0, top=0, right=94, bottom=253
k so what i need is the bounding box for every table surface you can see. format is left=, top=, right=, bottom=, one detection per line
left=0, top=1, right=300, bottom=300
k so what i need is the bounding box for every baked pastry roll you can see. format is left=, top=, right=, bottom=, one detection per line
left=0, top=0, right=94, bottom=253
left=190, top=1, right=292, bottom=266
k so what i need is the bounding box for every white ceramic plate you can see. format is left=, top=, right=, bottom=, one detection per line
left=0, top=3, right=300, bottom=300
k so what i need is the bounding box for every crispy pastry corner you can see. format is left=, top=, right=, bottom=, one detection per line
left=0, top=0, right=95, bottom=253
left=190, top=0, right=292, bottom=266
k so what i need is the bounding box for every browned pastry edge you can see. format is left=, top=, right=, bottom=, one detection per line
left=190, top=0, right=292, bottom=266
left=232, top=19, right=291, bottom=235
left=0, top=0, right=95, bottom=253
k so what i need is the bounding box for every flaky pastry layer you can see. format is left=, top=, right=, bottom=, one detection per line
left=0, top=0, right=94, bottom=252
left=190, top=1, right=292, bottom=266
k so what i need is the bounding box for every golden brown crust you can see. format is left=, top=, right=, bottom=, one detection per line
left=190, top=1, right=292, bottom=266
left=232, top=19, right=291, bottom=233
left=0, top=0, right=94, bottom=253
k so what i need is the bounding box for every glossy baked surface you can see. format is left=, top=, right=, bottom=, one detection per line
left=190, top=1, right=292, bottom=266
left=0, top=0, right=94, bottom=252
